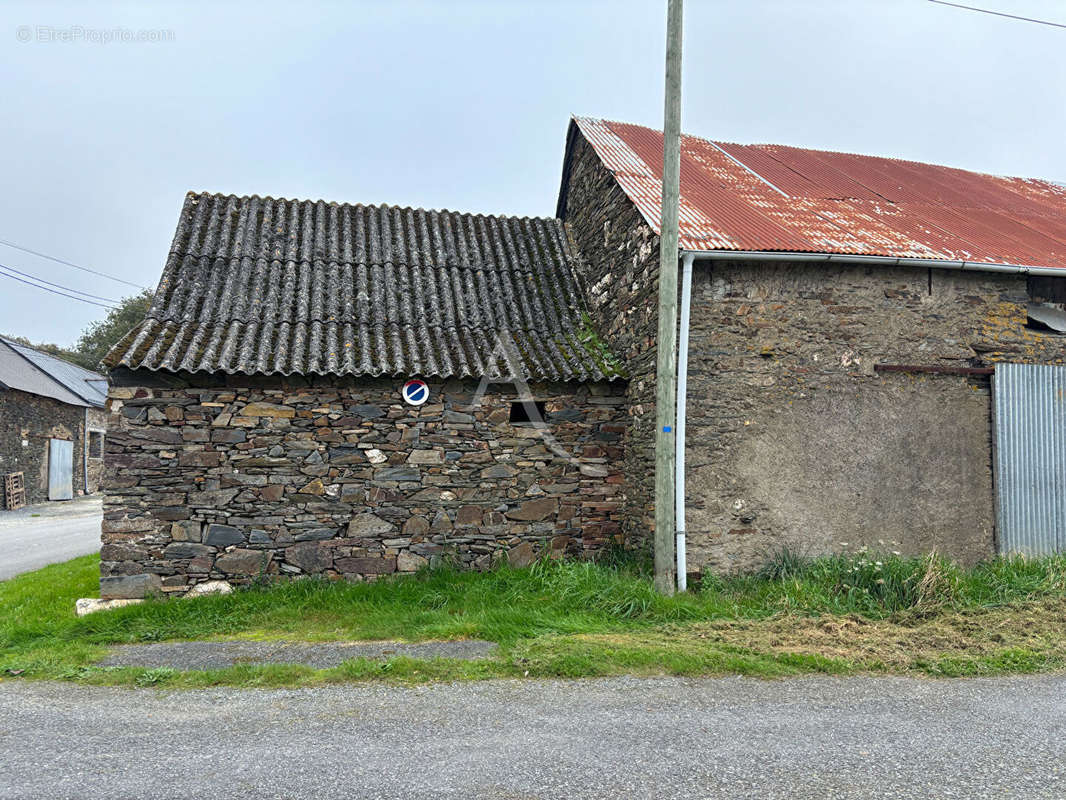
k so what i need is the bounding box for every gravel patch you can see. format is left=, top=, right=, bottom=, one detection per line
left=97, top=639, right=498, bottom=670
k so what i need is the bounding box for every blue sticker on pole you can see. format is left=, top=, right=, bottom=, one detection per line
left=663, top=426, right=672, bottom=433
left=401, top=379, right=429, bottom=407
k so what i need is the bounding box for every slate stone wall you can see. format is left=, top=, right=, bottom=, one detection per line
left=0, top=388, right=104, bottom=505
left=100, top=377, right=626, bottom=598
left=560, top=135, right=663, bottom=546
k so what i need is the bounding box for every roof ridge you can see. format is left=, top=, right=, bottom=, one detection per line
left=182, top=191, right=567, bottom=226
left=569, top=116, right=1066, bottom=262
left=573, top=115, right=1064, bottom=186
left=163, top=249, right=573, bottom=271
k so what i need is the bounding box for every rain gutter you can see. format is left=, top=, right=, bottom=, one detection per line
left=680, top=249, right=1066, bottom=276
left=670, top=247, right=1063, bottom=590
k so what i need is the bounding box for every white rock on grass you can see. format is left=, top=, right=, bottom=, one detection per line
left=75, top=598, right=144, bottom=616
left=185, top=580, right=234, bottom=598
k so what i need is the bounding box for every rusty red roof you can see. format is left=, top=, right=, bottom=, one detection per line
left=567, top=117, right=1066, bottom=268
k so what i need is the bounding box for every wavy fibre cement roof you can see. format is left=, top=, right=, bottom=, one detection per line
left=105, top=193, right=623, bottom=382
left=572, top=117, right=1066, bottom=267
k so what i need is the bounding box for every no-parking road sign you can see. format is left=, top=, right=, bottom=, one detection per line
left=401, top=379, right=429, bottom=406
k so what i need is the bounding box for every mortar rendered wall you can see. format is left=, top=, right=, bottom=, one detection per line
left=683, top=260, right=1066, bottom=571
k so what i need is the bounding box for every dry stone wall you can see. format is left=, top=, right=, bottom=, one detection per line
left=100, top=378, right=625, bottom=598
left=560, top=135, right=663, bottom=546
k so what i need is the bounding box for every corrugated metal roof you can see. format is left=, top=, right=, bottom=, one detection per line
left=0, top=338, right=107, bottom=407
left=104, top=193, right=624, bottom=382
left=571, top=116, right=1066, bottom=267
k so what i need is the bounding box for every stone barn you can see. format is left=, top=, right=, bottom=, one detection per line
left=100, top=118, right=1066, bottom=597
left=0, top=337, right=108, bottom=506
left=98, top=194, right=626, bottom=598
left=557, top=116, right=1066, bottom=575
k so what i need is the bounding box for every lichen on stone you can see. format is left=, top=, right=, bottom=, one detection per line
left=576, top=312, right=626, bottom=379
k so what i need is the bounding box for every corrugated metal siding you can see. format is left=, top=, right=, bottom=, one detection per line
left=573, top=116, right=1066, bottom=269
left=993, top=363, right=1066, bottom=556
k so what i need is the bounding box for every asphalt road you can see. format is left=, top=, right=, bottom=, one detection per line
left=0, top=496, right=101, bottom=580
left=1, top=674, right=1063, bottom=799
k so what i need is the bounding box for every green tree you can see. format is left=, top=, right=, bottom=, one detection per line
left=70, top=289, right=154, bottom=370
left=3, top=289, right=153, bottom=372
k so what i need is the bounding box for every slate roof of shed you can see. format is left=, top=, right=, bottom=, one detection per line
left=0, top=337, right=107, bottom=407
left=104, top=192, right=623, bottom=382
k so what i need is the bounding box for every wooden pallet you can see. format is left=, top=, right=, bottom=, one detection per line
left=4, top=472, right=25, bottom=511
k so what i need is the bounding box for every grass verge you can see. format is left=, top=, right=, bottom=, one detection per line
left=2, top=549, right=1066, bottom=688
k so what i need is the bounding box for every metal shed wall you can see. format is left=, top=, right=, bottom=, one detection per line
left=993, top=363, right=1066, bottom=556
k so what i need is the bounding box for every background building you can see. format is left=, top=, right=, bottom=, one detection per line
left=0, top=337, right=108, bottom=506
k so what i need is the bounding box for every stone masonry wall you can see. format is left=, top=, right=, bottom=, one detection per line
left=560, top=135, right=663, bottom=546
left=86, top=406, right=107, bottom=494
left=101, top=377, right=626, bottom=598
left=684, top=260, right=1066, bottom=572
left=0, top=388, right=99, bottom=505
left=559, top=129, right=1066, bottom=573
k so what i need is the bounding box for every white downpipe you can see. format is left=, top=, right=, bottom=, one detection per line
left=674, top=252, right=695, bottom=592
left=83, top=407, right=89, bottom=496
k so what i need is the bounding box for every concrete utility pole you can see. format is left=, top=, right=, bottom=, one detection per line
left=653, top=0, right=683, bottom=595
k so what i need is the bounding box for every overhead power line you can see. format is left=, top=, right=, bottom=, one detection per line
left=0, top=262, right=121, bottom=304
left=0, top=263, right=118, bottom=309
left=0, top=237, right=149, bottom=291
left=927, top=0, right=1066, bottom=29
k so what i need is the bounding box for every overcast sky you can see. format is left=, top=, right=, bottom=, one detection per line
left=1, top=0, right=1064, bottom=348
